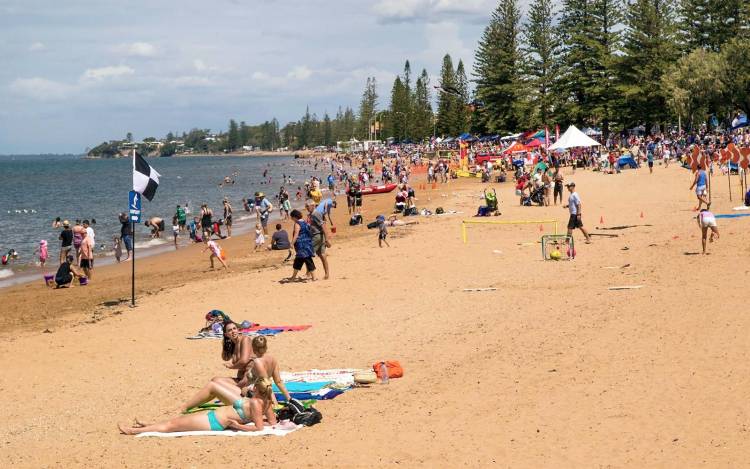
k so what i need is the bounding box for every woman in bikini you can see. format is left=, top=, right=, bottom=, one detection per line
left=215, top=321, right=252, bottom=386
left=180, top=336, right=293, bottom=417
left=118, top=361, right=275, bottom=435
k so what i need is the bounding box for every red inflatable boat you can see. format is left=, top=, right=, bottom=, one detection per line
left=360, top=183, right=397, bottom=196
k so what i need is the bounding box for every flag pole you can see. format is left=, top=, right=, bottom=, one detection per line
left=131, top=149, right=136, bottom=308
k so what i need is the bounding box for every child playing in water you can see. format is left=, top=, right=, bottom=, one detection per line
left=697, top=209, right=719, bottom=255
left=172, top=216, right=179, bottom=247
left=254, top=223, right=265, bottom=252
left=113, top=236, right=122, bottom=262
left=203, top=239, right=229, bottom=271
left=34, top=240, right=48, bottom=268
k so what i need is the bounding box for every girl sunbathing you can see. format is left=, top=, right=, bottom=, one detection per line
left=180, top=335, right=293, bottom=422
left=118, top=362, right=275, bottom=434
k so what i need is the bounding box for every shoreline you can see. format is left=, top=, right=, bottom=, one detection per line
left=0, top=176, right=435, bottom=334
left=83, top=150, right=331, bottom=160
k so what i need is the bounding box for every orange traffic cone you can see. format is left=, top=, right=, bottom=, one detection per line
left=640, top=211, right=644, bottom=219
left=599, top=215, right=604, bottom=224
left=539, top=224, right=544, bottom=232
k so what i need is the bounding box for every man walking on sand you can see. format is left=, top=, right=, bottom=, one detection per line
left=305, top=199, right=331, bottom=279
left=563, top=182, right=592, bottom=244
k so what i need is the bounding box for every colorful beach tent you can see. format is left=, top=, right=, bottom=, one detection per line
left=548, top=125, right=601, bottom=150
left=530, top=129, right=546, bottom=139
left=503, top=141, right=530, bottom=154
left=526, top=138, right=544, bottom=148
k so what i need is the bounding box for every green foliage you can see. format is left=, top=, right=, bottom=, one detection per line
left=160, top=142, right=177, bottom=157
left=436, top=54, right=461, bottom=135
left=618, top=0, right=679, bottom=128
left=679, top=0, right=749, bottom=52
left=357, top=77, right=378, bottom=139
left=521, top=0, right=562, bottom=127
left=412, top=69, right=434, bottom=141
left=227, top=119, right=240, bottom=151
left=662, top=48, right=727, bottom=129
left=88, top=141, right=120, bottom=158
left=722, top=37, right=750, bottom=114
left=473, top=0, right=523, bottom=134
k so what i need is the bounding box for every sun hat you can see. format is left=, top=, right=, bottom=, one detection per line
left=62, top=220, right=70, bottom=227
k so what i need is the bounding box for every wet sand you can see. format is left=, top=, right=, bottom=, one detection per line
left=2, top=164, right=750, bottom=467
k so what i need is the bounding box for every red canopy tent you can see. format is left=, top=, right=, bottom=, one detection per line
left=526, top=138, right=544, bottom=148
left=503, top=141, right=530, bottom=154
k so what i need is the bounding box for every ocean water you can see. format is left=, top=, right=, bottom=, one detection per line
left=0, top=154, right=328, bottom=283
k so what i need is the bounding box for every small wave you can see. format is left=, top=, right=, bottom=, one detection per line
left=0, top=269, right=14, bottom=279
left=134, top=238, right=168, bottom=249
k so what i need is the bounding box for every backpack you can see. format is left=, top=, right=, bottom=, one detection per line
left=349, top=214, right=363, bottom=226
left=435, top=207, right=444, bottom=214
left=277, top=400, right=323, bottom=427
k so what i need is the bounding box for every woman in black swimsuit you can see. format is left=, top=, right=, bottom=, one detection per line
left=201, top=204, right=213, bottom=240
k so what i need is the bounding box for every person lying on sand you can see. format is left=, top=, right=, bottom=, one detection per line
left=181, top=336, right=294, bottom=420
left=118, top=363, right=275, bottom=435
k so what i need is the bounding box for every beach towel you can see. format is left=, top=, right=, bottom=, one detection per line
left=281, top=368, right=362, bottom=386
left=135, top=422, right=301, bottom=438
left=714, top=213, right=750, bottom=219
left=274, top=381, right=334, bottom=393
left=276, top=388, right=345, bottom=402
left=186, top=325, right=311, bottom=340
left=241, top=325, right=312, bottom=333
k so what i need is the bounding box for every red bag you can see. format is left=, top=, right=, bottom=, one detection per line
left=372, top=360, right=403, bottom=379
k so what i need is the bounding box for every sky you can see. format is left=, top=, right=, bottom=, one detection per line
left=0, top=0, right=531, bottom=154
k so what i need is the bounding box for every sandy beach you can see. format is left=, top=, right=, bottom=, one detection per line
left=2, top=163, right=750, bottom=467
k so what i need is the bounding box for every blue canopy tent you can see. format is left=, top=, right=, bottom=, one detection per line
left=617, top=155, right=638, bottom=169
left=732, top=113, right=748, bottom=130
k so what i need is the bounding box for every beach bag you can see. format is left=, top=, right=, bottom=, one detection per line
left=354, top=370, right=377, bottom=384
left=372, top=360, right=404, bottom=379
left=366, top=221, right=379, bottom=229
left=278, top=400, right=322, bottom=427
left=435, top=207, right=444, bottom=214
left=349, top=214, right=363, bottom=226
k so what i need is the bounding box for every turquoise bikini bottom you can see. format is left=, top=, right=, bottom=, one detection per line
left=206, top=410, right=224, bottom=431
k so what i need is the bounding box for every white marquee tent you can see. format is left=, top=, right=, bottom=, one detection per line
left=549, top=125, right=601, bottom=150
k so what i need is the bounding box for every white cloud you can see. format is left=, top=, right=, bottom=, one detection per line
left=192, top=59, right=221, bottom=73
left=422, top=21, right=473, bottom=69
left=81, top=65, right=135, bottom=81
left=287, top=66, right=312, bottom=81
left=251, top=66, right=314, bottom=87
left=251, top=71, right=271, bottom=81
left=170, top=76, right=213, bottom=87
left=117, top=41, right=158, bottom=57
left=373, top=0, right=493, bottom=23
left=29, top=42, right=46, bottom=51
left=9, top=77, right=71, bottom=101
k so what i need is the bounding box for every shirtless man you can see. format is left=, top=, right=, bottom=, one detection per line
left=144, top=217, right=165, bottom=238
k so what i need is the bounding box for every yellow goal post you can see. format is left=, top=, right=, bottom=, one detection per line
left=461, top=219, right=559, bottom=244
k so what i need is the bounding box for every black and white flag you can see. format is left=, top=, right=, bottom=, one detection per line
left=132, top=151, right=161, bottom=201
